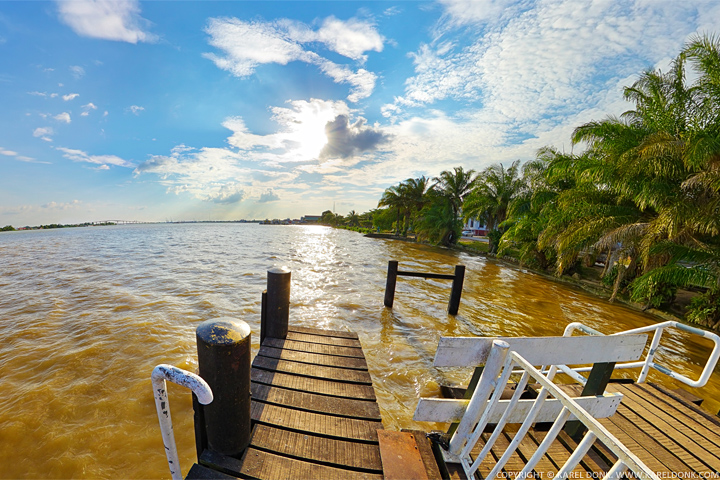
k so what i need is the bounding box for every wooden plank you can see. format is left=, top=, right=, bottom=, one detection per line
left=249, top=424, right=383, bottom=471
left=252, top=355, right=373, bottom=384
left=251, top=383, right=381, bottom=420
left=609, top=383, right=720, bottom=473
left=529, top=431, right=592, bottom=476
left=250, top=401, right=383, bottom=441
left=604, top=393, right=707, bottom=473
left=289, top=325, right=359, bottom=340
left=251, top=369, right=376, bottom=400
left=513, top=429, right=564, bottom=476
left=401, top=429, right=444, bottom=480
left=638, top=383, right=720, bottom=447
left=285, top=331, right=363, bottom=348
left=378, top=431, right=429, bottom=480
left=261, top=337, right=365, bottom=358
left=434, top=334, right=647, bottom=367
left=555, top=431, right=611, bottom=475
left=597, top=408, right=686, bottom=473
left=414, top=394, right=623, bottom=423
left=238, top=448, right=384, bottom=480
left=258, top=345, right=368, bottom=370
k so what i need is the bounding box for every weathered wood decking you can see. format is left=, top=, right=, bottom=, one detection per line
left=444, top=381, right=720, bottom=479
left=186, top=326, right=440, bottom=479
left=184, top=325, right=719, bottom=479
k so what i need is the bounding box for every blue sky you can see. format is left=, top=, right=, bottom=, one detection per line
left=1, top=0, right=719, bottom=225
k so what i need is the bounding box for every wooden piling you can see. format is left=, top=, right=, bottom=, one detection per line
left=384, top=260, right=465, bottom=315
left=195, top=317, right=252, bottom=457
left=384, top=260, right=399, bottom=308
left=447, top=265, right=465, bottom=315
left=263, top=267, right=291, bottom=340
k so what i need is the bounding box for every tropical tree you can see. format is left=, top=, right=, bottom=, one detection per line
left=423, top=167, right=476, bottom=245
left=415, top=191, right=461, bottom=246
left=378, top=184, right=406, bottom=235
left=346, top=210, right=360, bottom=227
left=433, top=167, right=477, bottom=219
left=464, top=160, right=524, bottom=253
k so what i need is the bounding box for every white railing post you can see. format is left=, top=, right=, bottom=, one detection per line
left=637, top=326, right=664, bottom=383
left=448, top=339, right=510, bottom=456
left=152, top=364, right=213, bottom=480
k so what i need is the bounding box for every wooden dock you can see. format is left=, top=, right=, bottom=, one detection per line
left=186, top=325, right=440, bottom=480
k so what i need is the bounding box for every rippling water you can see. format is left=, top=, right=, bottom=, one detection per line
left=1, top=224, right=718, bottom=478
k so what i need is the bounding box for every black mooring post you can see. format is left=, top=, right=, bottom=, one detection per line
left=447, top=264, right=465, bottom=315
left=195, top=317, right=252, bottom=458
left=264, top=267, right=291, bottom=340
left=384, top=260, right=399, bottom=308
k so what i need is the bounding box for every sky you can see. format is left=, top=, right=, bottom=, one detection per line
left=1, top=0, right=719, bottom=226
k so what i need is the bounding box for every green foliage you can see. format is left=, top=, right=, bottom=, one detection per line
left=487, top=229, right=503, bottom=254
left=1, top=225, right=15, bottom=232
left=630, top=279, right=677, bottom=309
left=686, top=291, right=720, bottom=329
left=458, top=240, right=491, bottom=253
left=416, top=194, right=461, bottom=246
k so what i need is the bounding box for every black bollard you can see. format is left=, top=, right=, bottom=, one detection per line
left=384, top=260, right=399, bottom=308
left=195, top=317, right=251, bottom=458
left=264, top=267, right=291, bottom=340
left=447, top=265, right=465, bottom=315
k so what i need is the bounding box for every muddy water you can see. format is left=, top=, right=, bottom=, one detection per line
left=1, top=223, right=718, bottom=478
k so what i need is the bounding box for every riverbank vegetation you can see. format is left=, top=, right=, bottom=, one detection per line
left=359, top=34, right=720, bottom=331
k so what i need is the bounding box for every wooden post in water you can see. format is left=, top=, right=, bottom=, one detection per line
left=195, top=317, right=252, bottom=458
left=384, top=260, right=399, bottom=308
left=263, top=267, right=291, bottom=340
left=447, top=265, right=465, bottom=315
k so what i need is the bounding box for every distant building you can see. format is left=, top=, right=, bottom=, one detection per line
left=301, top=215, right=322, bottom=223
left=463, top=218, right=487, bottom=236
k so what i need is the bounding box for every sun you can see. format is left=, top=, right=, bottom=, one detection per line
left=294, top=115, right=329, bottom=159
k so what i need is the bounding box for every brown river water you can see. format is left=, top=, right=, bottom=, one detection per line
left=1, top=223, right=718, bottom=478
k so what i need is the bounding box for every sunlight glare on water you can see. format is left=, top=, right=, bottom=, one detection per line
left=0, top=223, right=718, bottom=478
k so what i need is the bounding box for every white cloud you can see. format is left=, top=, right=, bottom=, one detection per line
left=128, top=105, right=144, bottom=115
left=28, top=91, right=48, bottom=97
left=437, top=0, right=512, bottom=28
left=204, top=16, right=383, bottom=102
left=54, top=112, right=71, bottom=123
left=285, top=16, right=384, bottom=61
left=69, top=65, right=85, bottom=79
left=206, top=183, right=245, bottom=204
left=33, top=127, right=54, bottom=142
left=56, top=147, right=135, bottom=168
left=258, top=189, right=280, bottom=203
left=42, top=200, right=82, bottom=210
left=62, top=93, right=79, bottom=101
left=0, top=147, right=18, bottom=156
left=82, top=102, right=98, bottom=110
left=57, top=0, right=157, bottom=44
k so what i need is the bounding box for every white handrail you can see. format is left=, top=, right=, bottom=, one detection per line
left=442, top=341, right=658, bottom=480
left=152, top=364, right=213, bottom=480
left=563, top=321, right=720, bottom=388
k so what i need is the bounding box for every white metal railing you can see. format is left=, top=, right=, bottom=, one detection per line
left=151, top=364, right=213, bottom=480
left=447, top=340, right=658, bottom=480
left=561, top=321, right=720, bottom=388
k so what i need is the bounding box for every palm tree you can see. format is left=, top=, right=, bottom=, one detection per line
left=429, top=167, right=476, bottom=245
left=463, top=160, right=524, bottom=252
left=378, top=184, right=406, bottom=235
left=346, top=210, right=360, bottom=227
left=433, top=167, right=477, bottom=220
